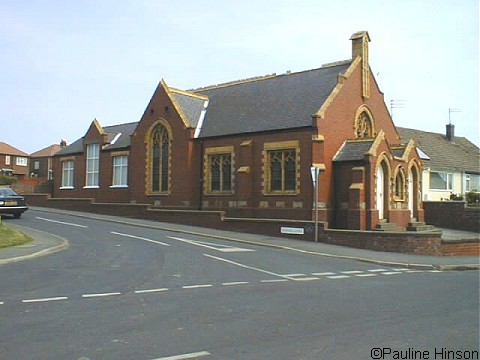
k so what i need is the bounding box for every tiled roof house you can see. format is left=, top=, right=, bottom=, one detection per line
left=0, top=142, right=30, bottom=179
left=53, top=31, right=424, bottom=231
left=397, top=125, right=480, bottom=201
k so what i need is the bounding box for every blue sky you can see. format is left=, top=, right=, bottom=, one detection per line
left=1, top=0, right=478, bottom=153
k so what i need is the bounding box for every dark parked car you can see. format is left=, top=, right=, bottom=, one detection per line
left=0, top=187, right=28, bottom=218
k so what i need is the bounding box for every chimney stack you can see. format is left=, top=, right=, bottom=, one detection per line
left=446, top=124, right=455, bottom=142
left=60, top=139, right=67, bottom=147
left=350, top=31, right=371, bottom=100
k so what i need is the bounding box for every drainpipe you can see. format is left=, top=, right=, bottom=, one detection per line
left=198, top=140, right=204, bottom=210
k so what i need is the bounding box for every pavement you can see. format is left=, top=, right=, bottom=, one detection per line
left=1, top=207, right=479, bottom=270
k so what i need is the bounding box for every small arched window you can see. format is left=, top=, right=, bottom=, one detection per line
left=355, top=111, right=374, bottom=138
left=395, top=168, right=406, bottom=200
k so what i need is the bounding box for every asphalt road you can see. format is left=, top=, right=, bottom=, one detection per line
left=1, top=209, right=479, bottom=360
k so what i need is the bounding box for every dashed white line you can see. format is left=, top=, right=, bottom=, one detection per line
left=341, top=270, right=364, bottom=274
left=134, top=288, right=169, bottom=294
left=182, top=285, right=213, bottom=289
left=0, top=302, right=4, bottom=305
left=355, top=273, right=378, bottom=277
left=261, top=279, right=289, bottom=283
left=381, top=272, right=402, bottom=275
left=22, top=296, right=68, bottom=303
left=111, top=231, right=170, bottom=246
left=368, top=269, right=388, bottom=272
left=282, top=273, right=306, bottom=277
left=82, top=292, right=122, bottom=298
left=312, top=272, right=336, bottom=276
left=327, top=275, right=350, bottom=279
left=293, top=277, right=320, bottom=281
left=152, top=350, right=211, bottom=360
left=222, top=281, right=249, bottom=286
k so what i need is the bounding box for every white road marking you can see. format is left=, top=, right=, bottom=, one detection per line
left=428, top=270, right=443, bottom=273
left=0, top=302, right=3, bottom=305
left=312, top=272, right=336, bottom=276
left=381, top=272, right=402, bottom=275
left=293, top=277, right=319, bottom=281
left=355, top=273, right=378, bottom=277
left=168, top=236, right=254, bottom=252
left=22, top=296, right=68, bottom=303
left=281, top=273, right=306, bottom=277
left=82, top=292, right=122, bottom=298
left=111, top=231, right=170, bottom=246
left=182, top=285, right=213, bottom=289
left=341, top=270, right=364, bottom=274
left=204, top=254, right=296, bottom=280
left=134, top=288, right=169, bottom=294
left=368, top=269, right=388, bottom=272
left=327, top=275, right=350, bottom=279
left=260, top=279, right=289, bottom=283
left=152, top=351, right=210, bottom=360
left=222, top=281, right=250, bottom=286
left=36, top=217, right=88, bottom=228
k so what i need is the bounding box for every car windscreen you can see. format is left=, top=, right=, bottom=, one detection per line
left=0, top=188, right=18, bottom=197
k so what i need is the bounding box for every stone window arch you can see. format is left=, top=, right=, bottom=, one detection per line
left=354, top=106, right=375, bottom=139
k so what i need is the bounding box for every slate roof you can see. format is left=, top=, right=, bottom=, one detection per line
left=194, top=61, right=352, bottom=138
left=170, top=89, right=207, bottom=129
left=333, top=140, right=374, bottom=162
left=56, top=122, right=137, bottom=156
left=397, top=127, right=480, bottom=174
left=0, top=142, right=29, bottom=157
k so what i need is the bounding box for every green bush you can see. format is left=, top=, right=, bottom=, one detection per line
left=0, top=175, right=17, bottom=185
left=466, top=191, right=480, bottom=205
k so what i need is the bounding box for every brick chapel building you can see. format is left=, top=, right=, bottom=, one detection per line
left=53, top=31, right=424, bottom=230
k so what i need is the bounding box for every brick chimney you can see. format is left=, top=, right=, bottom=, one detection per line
left=350, top=31, right=371, bottom=99
left=446, top=123, right=455, bottom=142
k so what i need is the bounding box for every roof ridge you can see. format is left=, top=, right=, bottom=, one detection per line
left=191, top=61, right=352, bottom=93
left=170, top=87, right=209, bottom=100
left=103, top=121, right=139, bottom=130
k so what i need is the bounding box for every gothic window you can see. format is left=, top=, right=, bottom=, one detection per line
left=209, top=153, right=232, bottom=192
left=356, top=111, right=374, bottom=138
left=151, top=125, right=170, bottom=192
left=268, top=149, right=297, bottom=192
left=395, top=168, right=406, bottom=200
left=204, top=146, right=234, bottom=194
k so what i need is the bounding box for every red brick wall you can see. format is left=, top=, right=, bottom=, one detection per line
left=424, top=201, right=480, bottom=233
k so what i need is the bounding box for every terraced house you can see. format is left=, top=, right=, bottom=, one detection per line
left=53, top=31, right=424, bottom=231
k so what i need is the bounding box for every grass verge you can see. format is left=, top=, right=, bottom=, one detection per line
left=0, top=221, right=33, bottom=248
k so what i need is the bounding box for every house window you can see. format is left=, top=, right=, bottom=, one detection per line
left=16, top=157, right=28, bottom=166
left=5, top=156, right=10, bottom=165
left=61, top=160, right=74, bottom=188
left=263, top=141, right=299, bottom=194
left=85, top=143, right=100, bottom=187
left=112, top=155, right=128, bottom=187
left=394, top=168, right=405, bottom=200
left=204, top=147, right=234, bottom=194
left=34, top=161, right=40, bottom=170
left=430, top=171, right=453, bottom=191
left=465, top=174, right=480, bottom=192
left=151, top=125, right=170, bottom=192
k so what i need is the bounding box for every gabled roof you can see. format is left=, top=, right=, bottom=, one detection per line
left=193, top=61, right=352, bottom=138
left=333, top=140, right=375, bottom=162
left=30, top=144, right=63, bottom=158
left=169, top=88, right=208, bottom=129
left=0, top=142, right=29, bottom=157
left=56, top=122, right=137, bottom=156
left=397, top=127, right=480, bottom=174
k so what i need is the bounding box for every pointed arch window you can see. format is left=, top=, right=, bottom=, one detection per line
left=355, top=111, right=374, bottom=139
left=395, top=167, right=406, bottom=200
left=151, top=124, right=170, bottom=193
